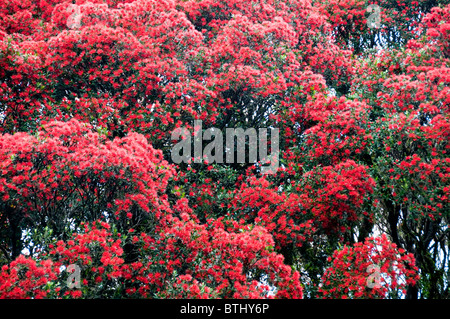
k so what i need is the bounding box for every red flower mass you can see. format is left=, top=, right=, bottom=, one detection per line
left=0, top=0, right=449, bottom=299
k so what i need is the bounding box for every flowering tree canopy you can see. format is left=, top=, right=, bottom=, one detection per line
left=0, top=0, right=449, bottom=299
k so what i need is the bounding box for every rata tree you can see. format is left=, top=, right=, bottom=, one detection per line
left=0, top=37, right=50, bottom=133
left=0, top=119, right=174, bottom=261
left=1, top=0, right=353, bottom=173
left=0, top=0, right=219, bottom=152
left=0, top=211, right=303, bottom=299
left=293, top=4, right=449, bottom=297
left=0, top=255, right=59, bottom=299
left=315, top=0, right=450, bottom=54
left=166, top=0, right=354, bottom=230
left=367, top=112, right=449, bottom=299
left=2, top=0, right=446, bottom=300
left=0, top=200, right=303, bottom=299
left=0, top=120, right=303, bottom=299
left=42, top=0, right=353, bottom=152
left=0, top=0, right=350, bottom=299
left=345, top=5, right=450, bottom=298
left=177, top=0, right=353, bottom=93
left=50, top=0, right=217, bottom=150
left=255, top=3, right=449, bottom=296
left=318, top=234, right=419, bottom=299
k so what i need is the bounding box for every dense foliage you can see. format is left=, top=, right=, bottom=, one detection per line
left=0, top=0, right=448, bottom=299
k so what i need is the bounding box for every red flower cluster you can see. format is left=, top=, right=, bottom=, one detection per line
left=301, top=160, right=375, bottom=235
left=317, top=0, right=424, bottom=52
left=231, top=175, right=315, bottom=250
left=318, top=234, right=419, bottom=299
left=0, top=255, right=58, bottom=299
left=1, top=217, right=302, bottom=299
left=3, top=0, right=449, bottom=300
left=0, top=119, right=173, bottom=232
